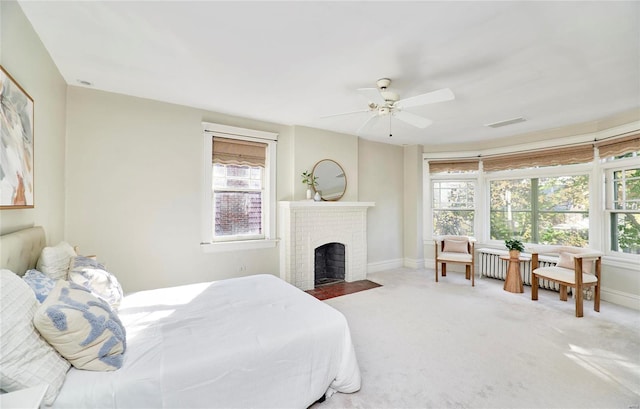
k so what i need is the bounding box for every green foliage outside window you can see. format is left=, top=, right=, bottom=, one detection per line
left=490, top=175, right=589, bottom=246
left=611, top=167, right=640, bottom=254
left=432, top=181, right=474, bottom=236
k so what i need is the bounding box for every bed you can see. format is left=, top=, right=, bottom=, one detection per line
left=0, top=226, right=361, bottom=408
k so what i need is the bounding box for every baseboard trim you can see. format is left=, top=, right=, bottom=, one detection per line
left=368, top=259, right=404, bottom=273
left=403, top=258, right=425, bottom=269
left=602, top=287, right=640, bottom=310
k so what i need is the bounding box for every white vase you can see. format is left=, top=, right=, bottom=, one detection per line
left=306, top=188, right=312, bottom=200
left=314, top=191, right=321, bottom=201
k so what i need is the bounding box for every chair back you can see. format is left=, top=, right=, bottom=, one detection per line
left=438, top=235, right=472, bottom=254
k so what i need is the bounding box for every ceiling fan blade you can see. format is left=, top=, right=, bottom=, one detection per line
left=395, top=88, right=455, bottom=109
left=393, top=110, right=433, bottom=128
left=320, top=109, right=371, bottom=119
left=356, top=112, right=378, bottom=135
left=356, top=87, right=386, bottom=106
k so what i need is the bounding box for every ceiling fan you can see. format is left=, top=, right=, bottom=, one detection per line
left=325, top=78, right=455, bottom=136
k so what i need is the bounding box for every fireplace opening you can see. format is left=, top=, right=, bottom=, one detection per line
left=314, top=242, right=345, bottom=287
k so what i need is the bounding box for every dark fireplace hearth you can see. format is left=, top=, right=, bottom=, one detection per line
left=314, top=242, right=345, bottom=287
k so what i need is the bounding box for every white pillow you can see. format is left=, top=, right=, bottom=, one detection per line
left=68, top=256, right=124, bottom=310
left=0, top=269, right=70, bottom=406
left=443, top=239, right=469, bottom=254
left=34, top=280, right=127, bottom=371
left=36, top=241, right=76, bottom=280
left=557, top=252, right=575, bottom=269
left=557, top=251, right=593, bottom=274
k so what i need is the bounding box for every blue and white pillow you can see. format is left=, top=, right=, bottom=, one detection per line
left=68, top=256, right=124, bottom=310
left=22, top=269, right=57, bottom=303
left=33, top=280, right=126, bottom=371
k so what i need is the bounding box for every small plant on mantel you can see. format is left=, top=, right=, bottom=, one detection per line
left=301, top=170, right=318, bottom=200
left=301, top=170, right=317, bottom=187
left=505, top=239, right=525, bottom=259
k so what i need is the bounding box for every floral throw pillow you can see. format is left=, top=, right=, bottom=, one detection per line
left=68, top=256, right=124, bottom=310
left=22, top=269, right=57, bottom=303
left=33, top=280, right=126, bottom=371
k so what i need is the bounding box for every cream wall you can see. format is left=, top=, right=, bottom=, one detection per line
left=65, top=87, right=289, bottom=291
left=403, top=145, right=424, bottom=268
left=358, top=139, right=404, bottom=269
left=291, top=125, right=358, bottom=201
left=0, top=1, right=67, bottom=244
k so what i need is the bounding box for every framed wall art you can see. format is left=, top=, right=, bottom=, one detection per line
left=0, top=65, right=34, bottom=209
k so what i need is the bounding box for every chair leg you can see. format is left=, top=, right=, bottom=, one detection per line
left=594, top=284, right=600, bottom=312
left=471, top=263, right=475, bottom=287
left=531, top=273, right=538, bottom=300
left=442, top=263, right=447, bottom=277
left=559, top=285, right=568, bottom=301
left=575, top=285, right=584, bottom=317
left=465, top=265, right=470, bottom=280
left=435, top=261, right=439, bottom=282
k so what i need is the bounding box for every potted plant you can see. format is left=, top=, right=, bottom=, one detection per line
left=301, top=170, right=318, bottom=200
left=505, top=239, right=525, bottom=259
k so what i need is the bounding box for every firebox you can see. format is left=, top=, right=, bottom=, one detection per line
left=314, top=242, right=345, bottom=287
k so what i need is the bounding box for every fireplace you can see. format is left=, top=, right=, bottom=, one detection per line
left=315, top=242, right=345, bottom=287
left=279, top=201, right=375, bottom=290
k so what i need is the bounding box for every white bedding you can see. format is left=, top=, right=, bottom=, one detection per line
left=52, top=274, right=360, bottom=408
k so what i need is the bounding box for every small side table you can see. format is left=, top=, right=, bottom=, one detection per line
left=500, top=255, right=529, bottom=293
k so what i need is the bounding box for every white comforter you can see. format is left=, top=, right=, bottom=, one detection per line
left=53, top=274, right=360, bottom=408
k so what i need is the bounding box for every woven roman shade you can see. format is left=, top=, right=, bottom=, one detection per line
left=595, top=133, right=640, bottom=158
left=212, top=137, right=267, bottom=167
left=482, top=145, right=594, bottom=171
left=428, top=160, right=479, bottom=173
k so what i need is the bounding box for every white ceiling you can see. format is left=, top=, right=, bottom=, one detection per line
left=17, top=1, right=640, bottom=147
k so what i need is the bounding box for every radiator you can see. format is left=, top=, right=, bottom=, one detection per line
left=478, top=248, right=561, bottom=292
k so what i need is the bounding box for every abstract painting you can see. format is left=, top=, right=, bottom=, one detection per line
left=0, top=65, right=34, bottom=208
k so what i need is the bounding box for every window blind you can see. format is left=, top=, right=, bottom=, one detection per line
left=595, top=132, right=640, bottom=158
left=212, top=137, right=267, bottom=167
left=428, top=160, right=479, bottom=173
left=482, top=145, right=594, bottom=171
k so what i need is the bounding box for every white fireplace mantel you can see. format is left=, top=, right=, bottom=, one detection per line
left=278, top=201, right=375, bottom=290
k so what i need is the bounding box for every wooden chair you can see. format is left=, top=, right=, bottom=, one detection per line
left=531, top=248, right=602, bottom=317
left=434, top=236, right=475, bottom=286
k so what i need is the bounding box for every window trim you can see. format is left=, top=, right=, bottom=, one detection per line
left=201, top=122, right=277, bottom=252
left=602, top=156, right=640, bottom=260
left=431, top=179, right=477, bottom=237
left=486, top=171, right=591, bottom=246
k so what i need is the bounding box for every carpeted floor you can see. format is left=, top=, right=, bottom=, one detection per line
left=306, top=280, right=382, bottom=300
left=315, top=268, right=640, bottom=409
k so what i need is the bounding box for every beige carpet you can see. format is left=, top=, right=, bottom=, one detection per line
left=317, top=268, right=640, bottom=409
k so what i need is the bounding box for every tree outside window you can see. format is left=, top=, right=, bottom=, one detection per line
left=490, top=175, right=589, bottom=246
left=432, top=181, right=474, bottom=236
left=610, top=167, right=640, bottom=254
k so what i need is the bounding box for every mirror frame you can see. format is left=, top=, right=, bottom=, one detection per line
left=311, top=159, right=347, bottom=201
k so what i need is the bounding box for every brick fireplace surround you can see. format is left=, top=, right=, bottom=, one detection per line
left=279, top=201, right=375, bottom=291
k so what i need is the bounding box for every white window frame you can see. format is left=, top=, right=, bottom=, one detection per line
left=429, top=175, right=478, bottom=238
left=483, top=163, right=594, bottom=248
left=201, top=122, right=278, bottom=253
left=601, top=154, right=640, bottom=261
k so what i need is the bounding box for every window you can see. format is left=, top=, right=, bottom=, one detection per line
left=489, top=175, right=589, bottom=246
left=213, top=162, right=264, bottom=239
left=606, top=164, right=640, bottom=254
left=432, top=180, right=475, bottom=236
left=201, top=123, right=277, bottom=251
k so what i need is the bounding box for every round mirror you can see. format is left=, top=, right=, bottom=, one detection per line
left=312, top=159, right=347, bottom=201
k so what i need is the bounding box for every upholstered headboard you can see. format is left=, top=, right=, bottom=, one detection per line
left=0, top=226, right=46, bottom=276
